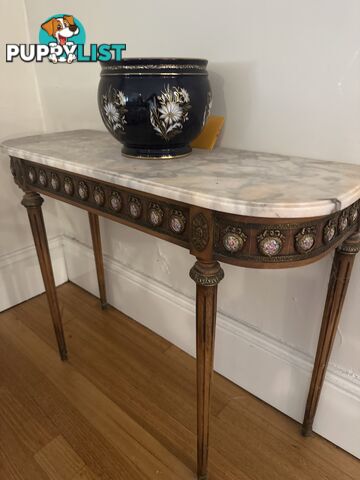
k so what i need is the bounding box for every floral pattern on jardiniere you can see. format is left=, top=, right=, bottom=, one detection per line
left=102, top=87, right=127, bottom=132
left=150, top=85, right=191, bottom=141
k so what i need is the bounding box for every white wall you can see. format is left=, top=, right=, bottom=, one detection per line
left=3, top=0, right=360, bottom=456
left=0, top=0, right=67, bottom=310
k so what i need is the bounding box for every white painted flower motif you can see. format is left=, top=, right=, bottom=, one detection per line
left=102, top=87, right=127, bottom=132
left=104, top=102, right=120, bottom=124
left=150, top=85, right=191, bottom=141
left=116, top=90, right=127, bottom=106
left=180, top=88, right=190, bottom=103
left=159, top=102, right=183, bottom=125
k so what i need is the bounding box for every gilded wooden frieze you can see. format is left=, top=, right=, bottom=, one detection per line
left=214, top=201, right=360, bottom=265
left=10, top=157, right=360, bottom=268
left=13, top=158, right=190, bottom=247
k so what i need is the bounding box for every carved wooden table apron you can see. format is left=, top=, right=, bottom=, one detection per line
left=4, top=131, right=360, bottom=480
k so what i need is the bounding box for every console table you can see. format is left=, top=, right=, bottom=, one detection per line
left=3, top=130, right=360, bottom=480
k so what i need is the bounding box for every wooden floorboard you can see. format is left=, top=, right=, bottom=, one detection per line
left=0, top=282, right=359, bottom=480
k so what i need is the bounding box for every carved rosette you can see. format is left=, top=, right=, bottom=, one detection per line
left=50, top=173, right=60, bottom=191
left=295, top=227, right=316, bottom=253
left=78, top=181, right=89, bottom=200
left=223, top=226, right=247, bottom=254
left=190, top=261, right=224, bottom=287
left=110, top=191, right=122, bottom=212
left=10, top=158, right=25, bottom=190
left=169, top=210, right=186, bottom=234
left=257, top=229, right=285, bottom=257
left=148, top=203, right=164, bottom=226
left=129, top=196, right=142, bottom=219
left=93, top=186, right=105, bottom=206
left=338, top=212, right=348, bottom=232
left=323, top=219, right=337, bottom=244
left=10, top=158, right=27, bottom=190
left=39, top=169, right=47, bottom=187
left=191, top=213, right=209, bottom=251
left=27, top=166, right=36, bottom=184
left=64, top=176, right=74, bottom=196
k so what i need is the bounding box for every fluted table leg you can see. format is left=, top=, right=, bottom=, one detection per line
left=22, top=192, right=67, bottom=360
left=190, top=260, right=224, bottom=480
left=302, top=231, right=360, bottom=436
left=88, top=212, right=108, bottom=309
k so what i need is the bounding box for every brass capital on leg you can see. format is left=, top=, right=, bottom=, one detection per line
left=190, top=259, right=224, bottom=480
left=337, top=231, right=360, bottom=255
left=190, top=261, right=224, bottom=287
left=21, top=191, right=44, bottom=208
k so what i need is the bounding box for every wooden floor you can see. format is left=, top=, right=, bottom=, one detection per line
left=0, top=283, right=359, bottom=480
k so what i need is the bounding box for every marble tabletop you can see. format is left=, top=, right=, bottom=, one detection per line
left=2, top=130, right=360, bottom=218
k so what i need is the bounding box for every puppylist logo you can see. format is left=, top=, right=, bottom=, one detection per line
left=6, top=14, right=126, bottom=64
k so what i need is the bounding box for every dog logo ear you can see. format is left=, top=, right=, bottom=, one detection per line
left=41, top=18, right=56, bottom=36
left=64, top=15, right=75, bottom=25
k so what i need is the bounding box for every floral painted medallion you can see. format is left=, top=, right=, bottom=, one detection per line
left=323, top=220, right=336, bottom=244
left=64, top=176, right=74, bottom=196
left=129, top=197, right=142, bottom=219
left=102, top=86, right=127, bottom=132
left=169, top=210, right=186, bottom=234
left=39, top=169, right=47, bottom=187
left=27, top=167, right=36, bottom=184
left=338, top=214, right=348, bottom=232
left=78, top=181, right=89, bottom=200
left=93, top=186, right=105, bottom=206
left=257, top=230, right=285, bottom=257
left=223, top=227, right=247, bottom=254
left=295, top=227, right=316, bottom=253
left=110, top=191, right=122, bottom=212
left=350, top=205, right=358, bottom=224
left=150, top=85, right=191, bottom=141
left=148, top=204, right=164, bottom=226
left=50, top=173, right=60, bottom=191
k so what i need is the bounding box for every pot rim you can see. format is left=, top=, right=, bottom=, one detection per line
left=100, top=57, right=208, bottom=67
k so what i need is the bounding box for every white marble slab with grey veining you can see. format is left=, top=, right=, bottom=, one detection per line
left=2, top=129, right=360, bottom=218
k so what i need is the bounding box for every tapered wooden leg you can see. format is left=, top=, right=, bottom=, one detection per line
left=88, top=212, right=108, bottom=309
left=190, top=261, right=224, bottom=480
left=22, top=192, right=67, bottom=361
left=302, top=231, right=360, bottom=436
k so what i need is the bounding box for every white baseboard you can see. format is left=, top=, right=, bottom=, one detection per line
left=0, top=236, right=68, bottom=312
left=63, top=235, right=360, bottom=459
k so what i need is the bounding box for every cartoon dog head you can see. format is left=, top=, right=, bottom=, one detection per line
left=41, top=15, right=79, bottom=45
